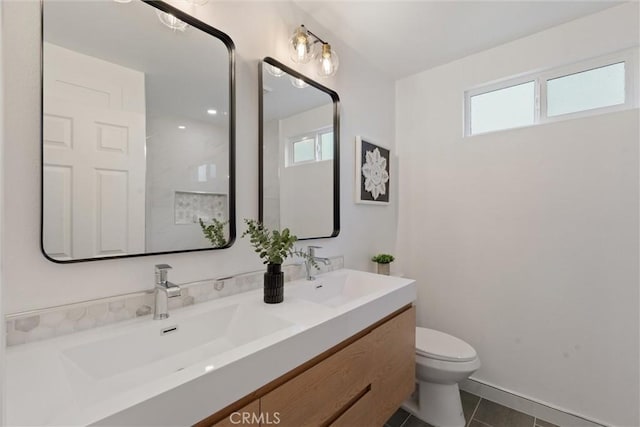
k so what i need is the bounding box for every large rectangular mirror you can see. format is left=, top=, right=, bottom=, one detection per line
left=259, top=57, right=340, bottom=239
left=41, top=0, right=235, bottom=262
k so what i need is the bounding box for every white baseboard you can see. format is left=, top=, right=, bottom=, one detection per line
left=461, top=377, right=608, bottom=427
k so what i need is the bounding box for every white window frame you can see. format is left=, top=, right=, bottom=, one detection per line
left=464, top=76, right=540, bottom=137
left=539, top=50, right=638, bottom=124
left=286, top=126, right=334, bottom=166
left=464, top=48, right=639, bottom=137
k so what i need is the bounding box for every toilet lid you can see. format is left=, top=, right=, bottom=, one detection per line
left=415, top=327, right=477, bottom=362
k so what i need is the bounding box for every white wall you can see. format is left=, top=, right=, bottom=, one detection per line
left=396, top=4, right=639, bottom=426
left=145, top=115, right=229, bottom=252
left=279, top=104, right=334, bottom=238
left=1, top=0, right=397, bottom=314
left=262, top=118, right=280, bottom=230
left=0, top=1, right=6, bottom=423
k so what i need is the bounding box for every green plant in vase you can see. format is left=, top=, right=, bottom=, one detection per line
left=241, top=219, right=313, bottom=303
left=372, top=253, right=394, bottom=276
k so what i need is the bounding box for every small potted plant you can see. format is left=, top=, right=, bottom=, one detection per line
left=372, top=253, right=394, bottom=276
left=242, top=219, right=308, bottom=304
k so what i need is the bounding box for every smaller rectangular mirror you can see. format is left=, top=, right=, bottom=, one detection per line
left=259, top=57, right=340, bottom=239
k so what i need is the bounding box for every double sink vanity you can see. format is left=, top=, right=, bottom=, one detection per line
left=7, top=270, right=416, bottom=426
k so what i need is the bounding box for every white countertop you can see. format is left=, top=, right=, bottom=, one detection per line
left=6, top=269, right=416, bottom=426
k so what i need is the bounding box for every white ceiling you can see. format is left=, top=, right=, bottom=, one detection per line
left=263, top=66, right=333, bottom=121
left=44, top=0, right=229, bottom=123
left=295, top=1, right=623, bottom=79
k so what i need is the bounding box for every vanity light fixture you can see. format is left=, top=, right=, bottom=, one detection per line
left=289, top=24, right=339, bottom=78
left=317, top=43, right=339, bottom=78
left=156, top=10, right=189, bottom=32
left=289, top=25, right=315, bottom=64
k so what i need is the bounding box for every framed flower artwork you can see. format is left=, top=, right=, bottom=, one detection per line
left=355, top=136, right=390, bottom=205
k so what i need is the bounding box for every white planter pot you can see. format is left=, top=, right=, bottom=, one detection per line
left=376, top=263, right=390, bottom=275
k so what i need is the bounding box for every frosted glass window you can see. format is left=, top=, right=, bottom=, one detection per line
left=320, top=131, right=333, bottom=160
left=293, top=138, right=315, bottom=163
left=547, top=62, right=625, bottom=117
left=470, top=81, right=535, bottom=134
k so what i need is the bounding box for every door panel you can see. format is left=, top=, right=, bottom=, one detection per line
left=43, top=42, right=146, bottom=259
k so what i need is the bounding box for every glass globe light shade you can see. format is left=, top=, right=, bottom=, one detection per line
left=289, top=26, right=315, bottom=64
left=156, top=10, right=188, bottom=32
left=289, top=76, right=309, bottom=89
left=266, top=64, right=285, bottom=77
left=317, top=43, right=339, bottom=78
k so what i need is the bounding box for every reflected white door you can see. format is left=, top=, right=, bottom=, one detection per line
left=43, top=43, right=146, bottom=260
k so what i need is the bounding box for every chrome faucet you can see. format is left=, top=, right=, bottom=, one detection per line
left=154, top=264, right=181, bottom=320
left=305, top=246, right=331, bottom=281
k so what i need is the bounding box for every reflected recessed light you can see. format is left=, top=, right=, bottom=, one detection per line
left=205, top=365, right=214, bottom=372
left=178, top=125, right=186, bottom=130
left=207, top=109, right=217, bottom=115
left=223, top=111, right=228, bottom=116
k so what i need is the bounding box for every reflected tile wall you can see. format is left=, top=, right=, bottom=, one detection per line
left=174, top=191, right=227, bottom=224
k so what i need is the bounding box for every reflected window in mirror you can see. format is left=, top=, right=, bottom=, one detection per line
left=259, top=57, right=340, bottom=240
left=288, top=128, right=333, bottom=165
left=41, top=0, right=236, bottom=262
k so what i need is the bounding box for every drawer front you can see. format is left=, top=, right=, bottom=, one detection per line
left=370, top=306, right=416, bottom=425
left=329, top=386, right=375, bottom=427
left=260, top=333, right=373, bottom=427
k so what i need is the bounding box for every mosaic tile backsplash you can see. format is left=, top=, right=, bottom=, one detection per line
left=5, top=256, right=344, bottom=347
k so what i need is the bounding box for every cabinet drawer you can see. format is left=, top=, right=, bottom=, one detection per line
left=329, top=386, right=375, bottom=427
left=370, top=306, right=416, bottom=425
left=260, top=333, right=373, bottom=427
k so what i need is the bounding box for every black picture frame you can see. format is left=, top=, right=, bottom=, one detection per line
left=355, top=136, right=390, bottom=205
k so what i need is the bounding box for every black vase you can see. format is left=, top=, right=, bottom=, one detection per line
left=264, top=263, right=284, bottom=304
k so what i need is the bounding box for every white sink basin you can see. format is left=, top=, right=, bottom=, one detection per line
left=62, top=303, right=293, bottom=383
left=288, top=270, right=402, bottom=308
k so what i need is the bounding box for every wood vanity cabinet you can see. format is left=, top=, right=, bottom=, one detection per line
left=197, top=305, right=415, bottom=427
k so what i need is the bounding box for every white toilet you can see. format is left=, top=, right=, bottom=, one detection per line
left=403, top=327, right=481, bottom=427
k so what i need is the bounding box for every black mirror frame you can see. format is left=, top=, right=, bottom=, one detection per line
left=258, top=57, right=340, bottom=239
left=40, top=0, right=236, bottom=263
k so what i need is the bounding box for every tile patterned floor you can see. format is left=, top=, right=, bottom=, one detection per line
left=385, top=391, right=559, bottom=427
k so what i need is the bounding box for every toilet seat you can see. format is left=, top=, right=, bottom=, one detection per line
left=415, top=327, right=477, bottom=362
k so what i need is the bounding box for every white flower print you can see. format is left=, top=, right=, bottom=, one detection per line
left=361, top=148, right=389, bottom=200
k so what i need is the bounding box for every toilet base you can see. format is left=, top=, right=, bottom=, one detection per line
left=402, top=381, right=466, bottom=427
